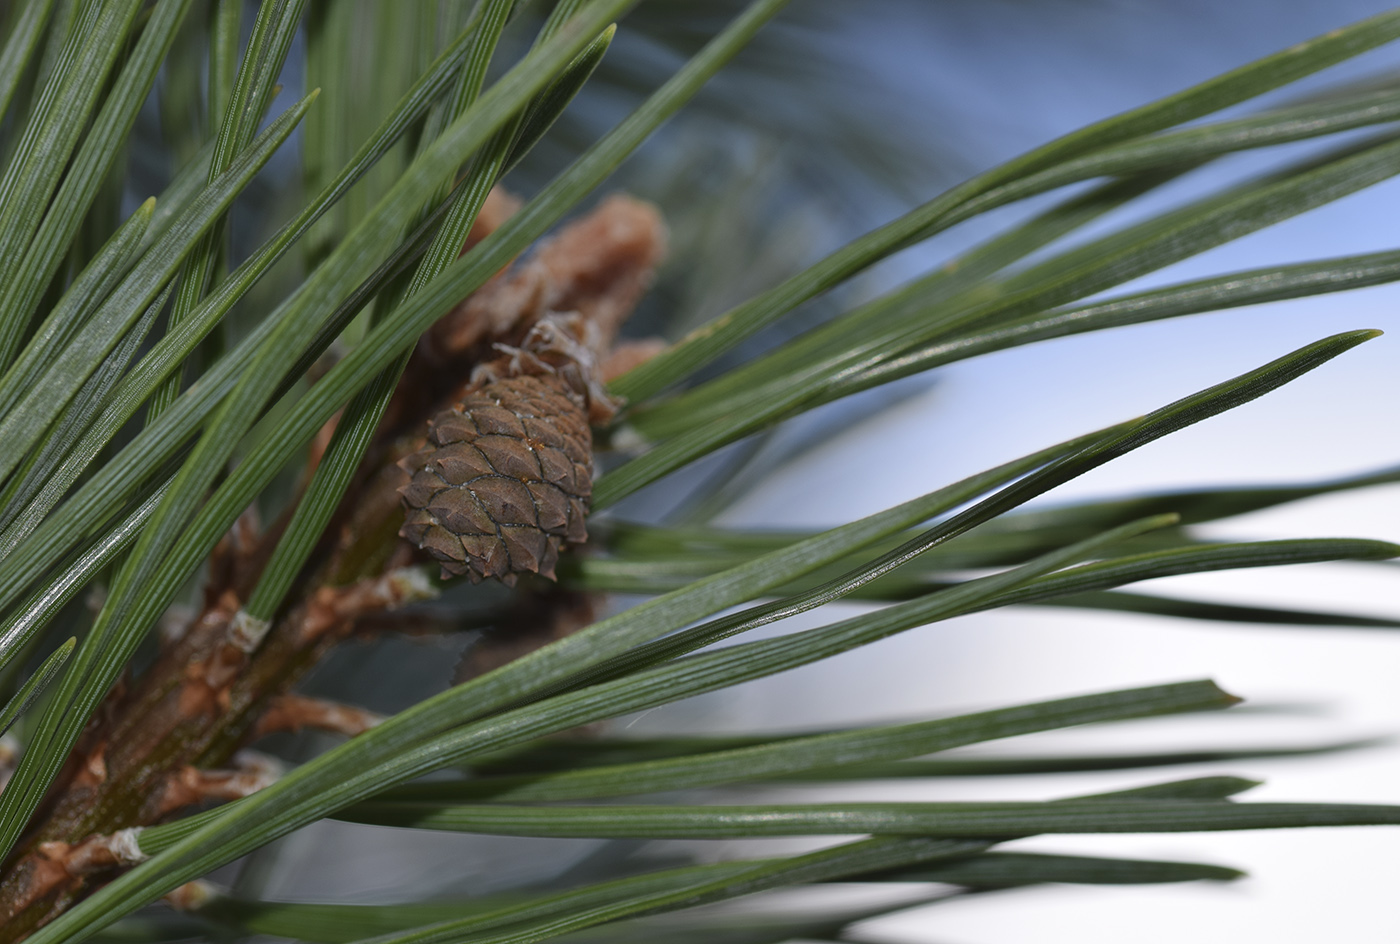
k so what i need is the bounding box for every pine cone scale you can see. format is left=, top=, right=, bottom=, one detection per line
left=425, top=489, right=495, bottom=537
left=526, top=482, right=570, bottom=532
left=473, top=437, right=545, bottom=481
left=470, top=407, right=527, bottom=438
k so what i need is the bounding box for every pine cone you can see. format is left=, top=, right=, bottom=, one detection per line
left=398, top=375, right=591, bottom=583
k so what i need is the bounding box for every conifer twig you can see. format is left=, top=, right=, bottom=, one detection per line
left=0, top=192, right=668, bottom=936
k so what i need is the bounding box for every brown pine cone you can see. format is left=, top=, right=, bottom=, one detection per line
left=398, top=375, right=591, bottom=584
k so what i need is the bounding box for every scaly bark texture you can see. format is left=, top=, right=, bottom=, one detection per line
left=0, top=193, right=667, bottom=939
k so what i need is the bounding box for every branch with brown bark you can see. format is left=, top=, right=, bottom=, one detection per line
left=0, top=192, right=668, bottom=938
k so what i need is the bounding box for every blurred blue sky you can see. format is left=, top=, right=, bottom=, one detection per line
left=727, top=0, right=1400, bottom=512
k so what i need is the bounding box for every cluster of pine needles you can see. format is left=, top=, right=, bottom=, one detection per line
left=0, top=1, right=1396, bottom=941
